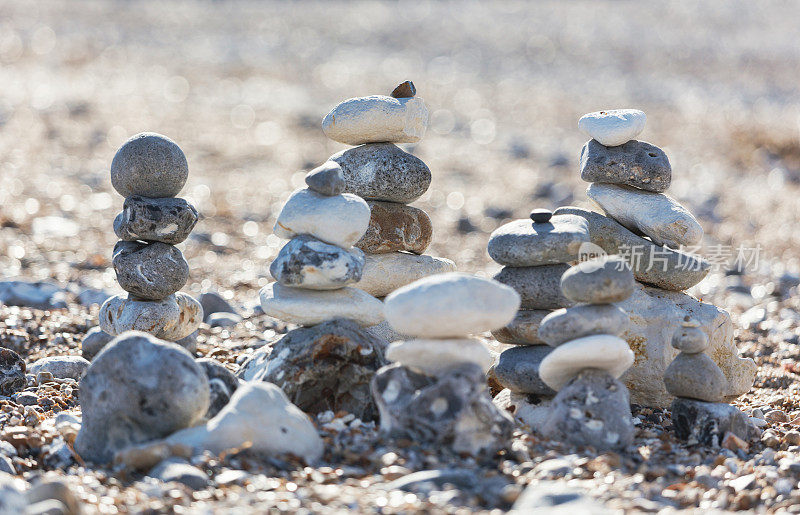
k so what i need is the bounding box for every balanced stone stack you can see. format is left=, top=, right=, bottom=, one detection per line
left=487, top=207, right=591, bottom=400
left=320, top=81, right=456, bottom=339
left=665, top=317, right=751, bottom=445
left=99, top=133, right=202, bottom=344
left=372, top=273, right=519, bottom=455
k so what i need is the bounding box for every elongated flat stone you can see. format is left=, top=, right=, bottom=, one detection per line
left=112, top=241, right=189, bottom=300
left=322, top=95, right=427, bottom=145
left=580, top=139, right=671, bottom=193
left=356, top=201, right=433, bottom=254
left=99, top=292, right=202, bottom=342
left=387, top=338, right=493, bottom=375
left=114, top=196, right=198, bottom=244
left=539, top=334, right=634, bottom=391
left=494, top=346, right=555, bottom=396
left=559, top=255, right=635, bottom=304
left=488, top=215, right=590, bottom=267
left=493, top=265, right=573, bottom=310
left=587, top=183, right=703, bottom=249
left=274, top=188, right=371, bottom=248
left=578, top=109, right=646, bottom=147
left=270, top=235, right=365, bottom=290
left=259, top=283, right=383, bottom=327
left=538, top=304, right=629, bottom=346
left=305, top=161, right=345, bottom=196
left=355, top=252, right=456, bottom=298
left=330, top=143, right=431, bottom=204
left=554, top=206, right=709, bottom=291
left=491, top=309, right=550, bottom=345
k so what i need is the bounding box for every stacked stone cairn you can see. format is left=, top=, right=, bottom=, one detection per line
left=665, top=317, right=751, bottom=445
left=372, top=272, right=519, bottom=455
left=320, top=81, right=456, bottom=341
left=99, top=133, right=202, bottom=345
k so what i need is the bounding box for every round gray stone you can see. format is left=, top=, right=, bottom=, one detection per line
left=671, top=324, right=709, bottom=354
left=198, top=291, right=239, bottom=322
left=494, top=346, right=556, bottom=396
left=28, top=356, right=89, bottom=381
left=74, top=332, right=209, bottom=463
left=196, top=358, right=240, bottom=418
left=81, top=327, right=115, bottom=361
left=663, top=353, right=727, bottom=402
left=491, top=309, right=550, bottom=345
left=329, top=143, right=431, bottom=203
left=305, top=161, right=345, bottom=196
left=579, top=139, right=671, bottom=193
left=206, top=312, right=241, bottom=328
left=112, top=240, right=189, bottom=300
left=269, top=235, right=365, bottom=290
left=559, top=255, right=635, bottom=304
left=113, top=195, right=198, bottom=245
left=111, top=132, right=189, bottom=198
left=488, top=215, right=590, bottom=267
left=149, top=458, right=209, bottom=490
left=493, top=265, right=573, bottom=310
left=538, top=304, right=629, bottom=346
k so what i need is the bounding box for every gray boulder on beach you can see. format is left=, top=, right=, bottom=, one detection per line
left=114, top=195, right=199, bottom=245
left=580, top=138, right=671, bottom=193
left=110, top=132, right=188, bottom=198
left=112, top=240, right=189, bottom=300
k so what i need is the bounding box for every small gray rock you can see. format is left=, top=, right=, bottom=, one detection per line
left=196, top=358, right=240, bottom=418
left=663, top=353, right=727, bottom=402
left=671, top=323, right=709, bottom=354
left=529, top=208, right=553, bottom=224
left=175, top=330, right=198, bottom=354
left=538, top=304, right=629, bottom=346
left=269, top=235, right=365, bottom=290
left=198, top=291, right=239, bottom=322
left=390, top=80, right=416, bottom=99
left=13, top=392, right=38, bottom=406
left=554, top=206, right=709, bottom=291
left=330, top=143, right=431, bottom=203
left=112, top=241, right=189, bottom=300
left=305, top=161, right=345, bottom=196
left=28, top=356, right=89, bottom=381
left=0, top=455, right=14, bottom=475
left=488, top=215, right=590, bottom=267
left=511, top=480, right=611, bottom=514
left=24, top=479, right=82, bottom=515
left=149, top=458, right=209, bottom=490
left=114, top=195, right=199, bottom=244
left=74, top=332, right=209, bottom=463
left=491, top=309, right=550, bottom=345
left=671, top=397, right=752, bottom=446
left=542, top=369, right=634, bottom=451
left=559, top=255, right=635, bottom=304
left=110, top=132, right=189, bottom=198
left=77, top=288, right=113, bottom=307
left=0, top=348, right=26, bottom=397
left=371, top=362, right=513, bottom=456
left=206, top=312, right=241, bottom=328
left=0, top=280, right=67, bottom=310
left=493, top=265, right=573, bottom=309
left=494, top=346, right=556, bottom=396
left=81, top=327, right=115, bottom=361
left=580, top=139, right=671, bottom=193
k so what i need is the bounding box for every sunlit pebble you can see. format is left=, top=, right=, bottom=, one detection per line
left=471, top=118, right=496, bottom=145
left=8, top=245, right=24, bottom=260
left=204, top=251, right=218, bottom=264
left=255, top=121, right=282, bottom=146
left=242, top=221, right=259, bottom=238
left=231, top=104, right=255, bottom=129
left=211, top=232, right=229, bottom=247
left=24, top=197, right=40, bottom=214
left=164, top=75, right=189, bottom=103
left=446, top=191, right=465, bottom=210
left=266, top=234, right=282, bottom=248
left=31, top=26, right=56, bottom=55
left=255, top=246, right=273, bottom=260
left=30, top=84, right=54, bottom=110
left=59, top=194, right=76, bottom=212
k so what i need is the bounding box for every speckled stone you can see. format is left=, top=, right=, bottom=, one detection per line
left=491, top=309, right=551, bottom=345
left=0, top=348, right=26, bottom=397
left=559, top=255, right=635, bottom=304
left=671, top=322, right=709, bottom=354
left=113, top=195, right=198, bottom=244
left=110, top=132, right=189, bottom=198
left=671, top=398, right=752, bottom=446
left=112, top=241, right=189, bottom=300
left=494, top=346, right=556, bottom=396
left=356, top=201, right=433, bottom=254
left=663, top=353, right=727, bottom=402
left=538, top=304, right=629, bottom=347
left=330, top=143, right=431, bottom=204
left=269, top=235, right=365, bottom=290
left=305, top=161, right=345, bottom=196
left=99, top=292, right=202, bottom=341
left=493, top=265, right=573, bottom=310
left=487, top=215, right=590, bottom=267
left=580, top=139, right=671, bottom=193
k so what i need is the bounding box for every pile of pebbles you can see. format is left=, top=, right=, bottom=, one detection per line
left=98, top=133, right=202, bottom=345
left=372, top=272, right=519, bottom=455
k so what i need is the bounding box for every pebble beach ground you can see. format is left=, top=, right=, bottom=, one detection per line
left=2, top=0, right=800, bottom=512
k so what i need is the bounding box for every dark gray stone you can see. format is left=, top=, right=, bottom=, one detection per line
left=112, top=240, right=189, bottom=300
left=494, top=346, right=556, bottom=396
left=559, top=255, right=635, bottom=304
left=0, top=455, right=13, bottom=474
left=75, top=332, right=209, bottom=463
left=542, top=369, right=634, bottom=451
left=305, top=161, right=345, bottom=196
left=664, top=353, right=727, bottom=402
left=270, top=235, right=365, bottom=290
left=529, top=208, right=553, bottom=224
left=330, top=143, right=431, bottom=203
left=175, top=330, right=198, bottom=354
left=371, top=363, right=513, bottom=455
left=390, top=80, right=416, bottom=98
left=149, top=458, right=209, bottom=490
left=580, top=139, right=671, bottom=193
left=493, top=265, right=573, bottom=309
left=671, top=398, right=752, bottom=446
left=110, top=132, right=188, bottom=198
left=198, top=292, right=239, bottom=322
left=196, top=358, right=240, bottom=418
left=239, top=318, right=388, bottom=421
left=114, top=195, right=198, bottom=244
left=491, top=309, right=550, bottom=345
left=206, top=312, right=241, bottom=328
left=0, top=348, right=26, bottom=396
left=488, top=215, right=590, bottom=267
left=538, top=304, right=629, bottom=346
left=671, top=323, right=708, bottom=353
left=28, top=356, right=89, bottom=381
left=0, top=280, right=67, bottom=310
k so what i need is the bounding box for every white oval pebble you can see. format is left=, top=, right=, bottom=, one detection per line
left=386, top=338, right=493, bottom=376
left=538, top=334, right=634, bottom=391
left=259, top=282, right=384, bottom=327
left=354, top=252, right=456, bottom=298
left=578, top=109, right=646, bottom=147
left=384, top=272, right=520, bottom=338
left=322, top=96, right=428, bottom=145
left=274, top=188, right=371, bottom=248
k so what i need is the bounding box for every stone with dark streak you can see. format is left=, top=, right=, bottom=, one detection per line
left=270, top=235, right=365, bottom=290
left=114, top=195, right=198, bottom=245
left=671, top=397, right=752, bottom=446
left=112, top=240, right=189, bottom=300
left=356, top=201, right=433, bottom=254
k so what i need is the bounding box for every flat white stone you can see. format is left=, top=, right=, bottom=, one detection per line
left=322, top=95, right=428, bottom=145
left=587, top=183, right=703, bottom=249
left=386, top=338, right=493, bottom=375
left=274, top=188, right=371, bottom=248
left=259, top=282, right=383, bottom=327
left=384, top=272, right=520, bottom=338
left=538, top=334, right=634, bottom=391
left=354, top=252, right=456, bottom=297
left=167, top=382, right=323, bottom=463
left=578, top=109, right=646, bottom=147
